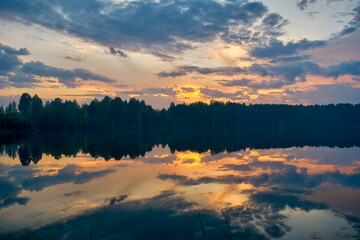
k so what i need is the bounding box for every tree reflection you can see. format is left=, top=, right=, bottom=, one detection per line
left=0, top=126, right=359, bottom=165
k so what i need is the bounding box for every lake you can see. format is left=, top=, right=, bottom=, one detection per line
left=0, top=132, right=359, bottom=239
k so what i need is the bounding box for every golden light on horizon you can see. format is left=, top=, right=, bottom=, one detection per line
left=173, top=151, right=206, bottom=166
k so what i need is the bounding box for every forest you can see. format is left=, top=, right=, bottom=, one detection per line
left=1, top=93, right=359, bottom=165
left=1, top=93, right=359, bottom=133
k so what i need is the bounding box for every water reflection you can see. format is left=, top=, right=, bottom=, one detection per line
left=1, top=127, right=360, bottom=165
left=0, top=132, right=359, bottom=239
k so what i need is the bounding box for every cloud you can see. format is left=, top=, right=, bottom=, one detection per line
left=181, top=87, right=196, bottom=93
left=0, top=197, right=29, bottom=209
left=0, top=48, right=23, bottom=75
left=257, top=13, right=289, bottom=37
left=158, top=66, right=246, bottom=78
left=0, top=191, right=223, bottom=240
left=0, top=44, right=30, bottom=56
left=322, top=60, right=360, bottom=78
left=122, top=87, right=177, bottom=97
left=251, top=191, right=326, bottom=212
left=0, top=0, right=269, bottom=56
left=0, top=177, right=21, bottom=201
left=249, top=39, right=327, bottom=59
left=108, top=47, right=127, bottom=58
left=7, top=73, right=41, bottom=88
left=21, top=61, right=115, bottom=88
left=286, top=83, right=360, bottom=104
left=63, top=56, right=84, bottom=62
left=62, top=190, right=85, bottom=197
left=334, top=5, right=360, bottom=38
left=216, top=78, right=292, bottom=89
left=157, top=70, right=187, bottom=78
left=106, top=195, right=128, bottom=206
left=0, top=176, right=29, bottom=210
left=159, top=164, right=360, bottom=191
left=269, top=55, right=312, bottom=64
left=161, top=60, right=360, bottom=87
left=21, top=164, right=116, bottom=191
left=221, top=161, right=292, bottom=172
left=257, top=60, right=360, bottom=82
left=158, top=173, right=246, bottom=185
left=200, top=88, right=249, bottom=101
left=296, top=0, right=316, bottom=10
left=0, top=43, right=114, bottom=89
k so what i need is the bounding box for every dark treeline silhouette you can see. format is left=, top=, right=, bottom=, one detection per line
left=1, top=93, right=360, bottom=133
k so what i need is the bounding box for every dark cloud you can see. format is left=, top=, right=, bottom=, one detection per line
left=216, top=78, right=292, bottom=89
left=28, top=189, right=301, bottom=240
left=258, top=13, right=289, bottom=37
left=159, top=163, right=360, bottom=191
left=1, top=186, right=353, bottom=240
left=63, top=56, right=84, bottom=62
left=0, top=177, right=21, bottom=201
left=262, top=13, right=287, bottom=27
left=7, top=73, right=41, bottom=88
left=158, top=174, right=188, bottom=182
left=158, top=66, right=246, bottom=78
left=0, top=43, right=30, bottom=56
left=62, top=190, right=86, bottom=197
left=132, top=155, right=176, bottom=164
left=0, top=0, right=269, bottom=56
left=0, top=48, right=23, bottom=75
left=108, top=47, right=128, bottom=58
left=122, top=87, right=177, bottom=96
left=157, top=70, right=187, bottom=78
left=21, top=61, right=115, bottom=87
left=296, top=0, right=317, bottom=10
left=286, top=83, right=360, bottom=104
left=220, top=163, right=253, bottom=171
left=0, top=43, right=115, bottom=88
left=251, top=191, right=326, bottom=212
left=162, top=59, right=360, bottom=88
left=249, top=39, right=327, bottom=59
left=260, top=61, right=318, bottom=82
left=0, top=191, right=232, bottom=240
left=0, top=176, right=29, bottom=210
left=263, top=60, right=360, bottom=82
left=151, top=52, right=176, bottom=61
left=322, top=60, right=360, bottom=78
left=21, top=165, right=115, bottom=192
left=158, top=173, right=245, bottom=185
left=200, top=88, right=249, bottom=101
left=181, top=87, right=196, bottom=93
left=106, top=194, right=128, bottom=206
left=335, top=5, right=360, bottom=38
left=0, top=197, right=29, bottom=209
left=269, top=55, right=312, bottom=64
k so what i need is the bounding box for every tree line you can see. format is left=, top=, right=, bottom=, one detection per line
left=0, top=93, right=360, bottom=133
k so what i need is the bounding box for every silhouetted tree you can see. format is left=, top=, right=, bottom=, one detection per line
left=31, top=94, right=43, bottom=115
left=18, top=145, right=32, bottom=166
left=5, top=101, right=17, bottom=115
left=18, top=93, right=32, bottom=115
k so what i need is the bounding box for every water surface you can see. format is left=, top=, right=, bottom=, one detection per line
left=0, top=133, right=359, bottom=239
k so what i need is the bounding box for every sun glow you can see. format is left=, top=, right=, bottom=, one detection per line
left=174, top=151, right=207, bottom=166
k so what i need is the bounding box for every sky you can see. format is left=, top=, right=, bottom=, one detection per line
left=0, top=0, right=359, bottom=109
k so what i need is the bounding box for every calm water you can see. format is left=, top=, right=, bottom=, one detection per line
left=0, top=134, right=360, bottom=239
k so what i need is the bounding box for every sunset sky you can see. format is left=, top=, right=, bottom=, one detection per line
left=0, top=0, right=359, bottom=109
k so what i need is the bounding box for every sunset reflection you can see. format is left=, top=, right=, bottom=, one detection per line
left=1, top=144, right=359, bottom=239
